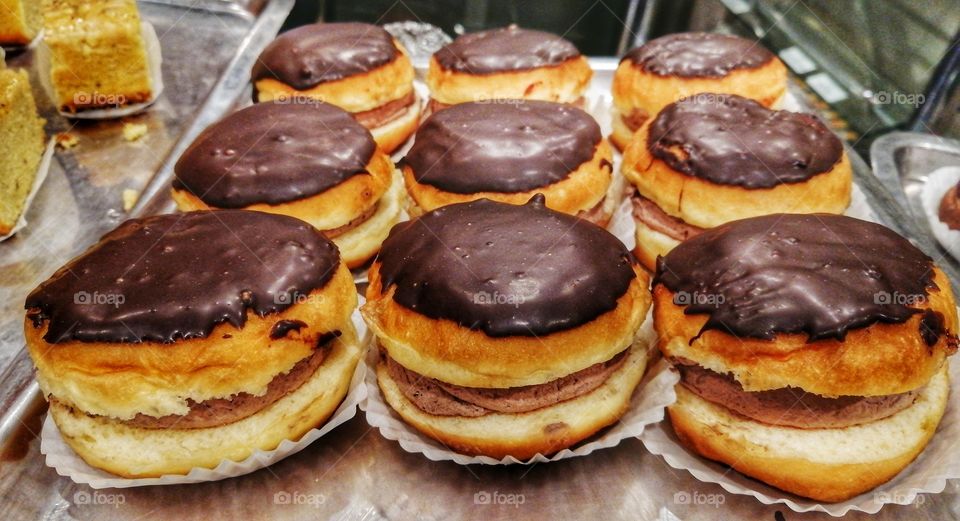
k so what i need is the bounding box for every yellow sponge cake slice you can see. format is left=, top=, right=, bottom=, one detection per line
left=0, top=67, right=45, bottom=235
left=42, top=0, right=153, bottom=113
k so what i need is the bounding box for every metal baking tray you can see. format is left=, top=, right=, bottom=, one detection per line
left=870, top=132, right=960, bottom=283
left=4, top=39, right=960, bottom=521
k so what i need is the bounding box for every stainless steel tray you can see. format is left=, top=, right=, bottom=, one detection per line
left=870, top=132, right=960, bottom=284
left=4, top=43, right=960, bottom=521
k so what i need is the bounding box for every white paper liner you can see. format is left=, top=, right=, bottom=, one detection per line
left=0, top=139, right=55, bottom=242
left=920, top=166, right=960, bottom=261
left=640, top=355, right=960, bottom=516
left=360, top=310, right=680, bottom=465
left=36, top=21, right=164, bottom=119
left=39, top=308, right=370, bottom=489
left=607, top=182, right=879, bottom=251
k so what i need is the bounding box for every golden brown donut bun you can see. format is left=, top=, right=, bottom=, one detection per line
left=651, top=212, right=958, bottom=397
left=401, top=99, right=614, bottom=219
left=24, top=211, right=362, bottom=477
left=623, top=94, right=851, bottom=270
left=654, top=267, right=957, bottom=397
left=667, top=370, right=948, bottom=503
left=252, top=23, right=418, bottom=153
left=611, top=33, right=787, bottom=150
left=364, top=261, right=649, bottom=389
left=330, top=170, right=406, bottom=269
left=171, top=101, right=400, bottom=269
left=426, top=26, right=591, bottom=107
left=377, top=340, right=649, bottom=460
left=49, top=331, right=362, bottom=478
left=362, top=197, right=652, bottom=458
left=652, top=212, right=958, bottom=501
left=27, top=260, right=359, bottom=421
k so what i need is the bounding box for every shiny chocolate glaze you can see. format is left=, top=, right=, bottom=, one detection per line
left=173, top=101, right=375, bottom=208
left=648, top=94, right=842, bottom=188
left=434, top=26, right=580, bottom=74
left=654, top=213, right=939, bottom=342
left=252, top=22, right=398, bottom=90
left=623, top=32, right=774, bottom=78
left=26, top=211, right=340, bottom=344
left=404, top=100, right=601, bottom=193
left=376, top=195, right=637, bottom=337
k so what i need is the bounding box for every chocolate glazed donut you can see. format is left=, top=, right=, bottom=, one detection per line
left=647, top=94, right=843, bottom=188
left=403, top=100, right=602, bottom=193
left=654, top=213, right=942, bottom=342
left=252, top=22, right=398, bottom=90
left=25, top=211, right=340, bottom=344
left=376, top=195, right=637, bottom=337
left=623, top=32, right=775, bottom=78
left=173, top=101, right=376, bottom=208
left=434, top=26, right=580, bottom=74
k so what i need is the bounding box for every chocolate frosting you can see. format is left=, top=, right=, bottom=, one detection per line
left=376, top=195, right=637, bottom=337
left=434, top=26, right=580, bottom=74
left=25, top=211, right=341, bottom=344
left=404, top=100, right=602, bottom=193
left=648, top=94, right=842, bottom=188
left=624, top=32, right=775, bottom=77
left=654, top=214, right=939, bottom=342
left=173, top=101, right=375, bottom=208
left=252, top=22, right=398, bottom=90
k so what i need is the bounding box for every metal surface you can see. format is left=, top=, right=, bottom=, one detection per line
left=3, top=37, right=960, bottom=521
left=870, top=132, right=960, bottom=288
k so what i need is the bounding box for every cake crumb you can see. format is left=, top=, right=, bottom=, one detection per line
left=55, top=132, right=79, bottom=149
left=122, top=189, right=139, bottom=212
left=122, top=122, right=148, bottom=142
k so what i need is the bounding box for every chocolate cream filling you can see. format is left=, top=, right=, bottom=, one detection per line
left=385, top=349, right=629, bottom=417
left=631, top=191, right=703, bottom=242
left=113, top=332, right=340, bottom=430
left=674, top=359, right=920, bottom=429
left=353, top=91, right=416, bottom=129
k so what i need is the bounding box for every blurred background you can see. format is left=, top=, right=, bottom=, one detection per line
left=280, top=0, right=960, bottom=157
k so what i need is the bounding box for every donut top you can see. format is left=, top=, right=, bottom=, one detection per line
left=376, top=196, right=637, bottom=337
left=624, top=32, right=775, bottom=78
left=654, top=214, right=940, bottom=342
left=25, top=211, right=340, bottom=344
left=173, top=101, right=376, bottom=208
left=434, top=26, right=580, bottom=74
left=252, top=22, right=399, bottom=90
left=648, top=94, right=843, bottom=188
left=403, top=100, right=602, bottom=193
